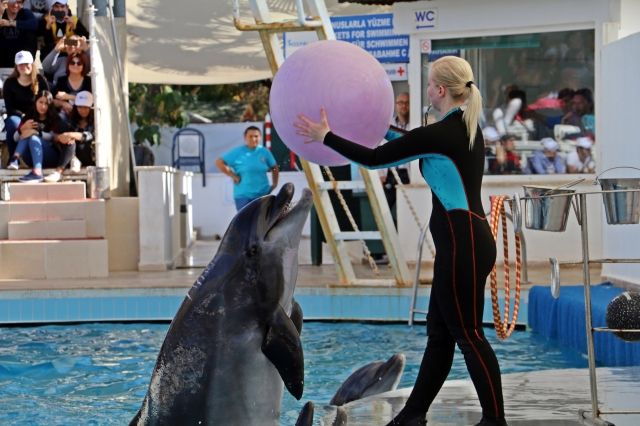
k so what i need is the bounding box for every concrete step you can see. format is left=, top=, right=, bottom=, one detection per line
left=0, top=199, right=105, bottom=239
left=0, top=239, right=108, bottom=279
left=1, top=181, right=86, bottom=202
left=8, top=220, right=87, bottom=240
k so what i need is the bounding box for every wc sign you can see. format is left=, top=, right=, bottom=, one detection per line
left=414, top=8, right=437, bottom=31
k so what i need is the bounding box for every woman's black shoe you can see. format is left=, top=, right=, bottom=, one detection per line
left=385, top=414, right=427, bottom=426
left=474, top=417, right=509, bottom=426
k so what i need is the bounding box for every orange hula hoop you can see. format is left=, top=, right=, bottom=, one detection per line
left=489, top=195, right=522, bottom=341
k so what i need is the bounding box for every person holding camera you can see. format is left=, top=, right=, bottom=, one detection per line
left=39, top=0, right=87, bottom=59
left=52, top=51, right=91, bottom=117
left=7, top=90, right=62, bottom=182
left=3, top=50, right=49, bottom=157
left=0, top=0, right=38, bottom=68
left=41, top=34, right=89, bottom=85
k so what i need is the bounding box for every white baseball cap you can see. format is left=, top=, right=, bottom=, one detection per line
left=52, top=0, right=69, bottom=5
left=541, top=137, right=559, bottom=152
left=482, top=126, right=500, bottom=142
left=75, top=91, right=94, bottom=108
left=576, top=137, right=593, bottom=149
left=15, top=51, right=34, bottom=65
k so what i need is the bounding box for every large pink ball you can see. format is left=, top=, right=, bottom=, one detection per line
left=270, top=40, right=394, bottom=166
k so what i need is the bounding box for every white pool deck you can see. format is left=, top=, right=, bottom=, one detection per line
left=320, top=367, right=640, bottom=426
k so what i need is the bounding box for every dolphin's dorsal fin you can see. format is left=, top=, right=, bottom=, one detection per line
left=262, top=304, right=304, bottom=400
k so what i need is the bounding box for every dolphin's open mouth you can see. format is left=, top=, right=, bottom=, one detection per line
left=266, top=186, right=313, bottom=238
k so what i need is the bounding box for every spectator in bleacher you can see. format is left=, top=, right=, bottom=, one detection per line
left=544, top=88, right=574, bottom=129
left=24, top=0, right=47, bottom=19
left=524, top=137, right=565, bottom=175
left=562, top=88, right=594, bottom=137
left=7, top=90, right=62, bottom=182
left=482, top=126, right=500, bottom=174
left=39, top=0, right=88, bottom=59
left=0, top=0, right=38, bottom=68
left=52, top=51, right=91, bottom=117
left=566, top=137, right=595, bottom=174
left=215, top=126, right=279, bottom=211
left=44, top=90, right=94, bottom=182
left=41, top=34, right=89, bottom=85
left=489, top=134, right=522, bottom=175
left=3, top=50, right=49, bottom=157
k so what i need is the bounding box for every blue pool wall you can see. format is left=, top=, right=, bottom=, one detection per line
left=0, top=287, right=528, bottom=326
left=529, top=283, right=640, bottom=366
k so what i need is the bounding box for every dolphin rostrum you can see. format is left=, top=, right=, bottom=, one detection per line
left=330, top=354, right=406, bottom=406
left=130, top=184, right=313, bottom=425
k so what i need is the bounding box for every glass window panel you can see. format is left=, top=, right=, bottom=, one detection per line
left=421, top=29, right=595, bottom=175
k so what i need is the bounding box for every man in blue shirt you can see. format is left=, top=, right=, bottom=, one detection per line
left=524, top=137, right=565, bottom=174
left=216, top=126, right=279, bottom=211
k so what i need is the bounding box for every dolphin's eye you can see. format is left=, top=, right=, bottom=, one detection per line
left=245, top=246, right=258, bottom=257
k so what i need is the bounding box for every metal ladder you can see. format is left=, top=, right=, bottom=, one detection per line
left=231, top=0, right=411, bottom=286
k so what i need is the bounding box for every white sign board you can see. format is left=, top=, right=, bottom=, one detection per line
left=413, top=8, right=438, bottom=31
left=420, top=39, right=432, bottom=53
left=382, top=63, right=408, bottom=81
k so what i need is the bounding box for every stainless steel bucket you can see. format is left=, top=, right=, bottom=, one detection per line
left=87, top=166, right=111, bottom=199
left=596, top=167, right=640, bottom=225
left=523, top=186, right=575, bottom=232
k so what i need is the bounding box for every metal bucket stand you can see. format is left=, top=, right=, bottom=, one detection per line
left=533, top=189, right=640, bottom=426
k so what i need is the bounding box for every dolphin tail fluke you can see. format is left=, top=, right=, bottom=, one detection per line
left=295, top=401, right=314, bottom=426
left=262, top=304, right=305, bottom=400
left=332, top=407, right=348, bottom=426
left=291, top=298, right=303, bottom=334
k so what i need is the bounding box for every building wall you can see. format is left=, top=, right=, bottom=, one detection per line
left=600, top=31, right=640, bottom=288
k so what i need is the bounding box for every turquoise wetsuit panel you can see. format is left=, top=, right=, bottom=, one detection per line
left=385, top=129, right=404, bottom=141
left=421, top=154, right=468, bottom=211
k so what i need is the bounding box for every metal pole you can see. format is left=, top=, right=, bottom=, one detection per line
left=107, top=0, right=138, bottom=195
left=409, top=220, right=429, bottom=325
left=579, top=193, right=600, bottom=419
left=86, top=1, right=101, bottom=167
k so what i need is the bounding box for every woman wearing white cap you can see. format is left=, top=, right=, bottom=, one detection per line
left=566, top=137, right=595, bottom=174
left=44, top=90, right=95, bottom=182
left=524, top=137, right=565, bottom=174
left=2, top=50, right=49, bottom=160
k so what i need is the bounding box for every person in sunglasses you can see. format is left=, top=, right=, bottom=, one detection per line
left=51, top=51, right=91, bottom=117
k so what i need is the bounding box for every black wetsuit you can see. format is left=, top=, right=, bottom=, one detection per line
left=324, top=108, right=504, bottom=421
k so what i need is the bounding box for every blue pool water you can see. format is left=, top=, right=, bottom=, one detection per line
left=0, top=322, right=588, bottom=425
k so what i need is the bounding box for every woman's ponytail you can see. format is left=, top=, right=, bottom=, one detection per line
left=463, top=83, right=482, bottom=149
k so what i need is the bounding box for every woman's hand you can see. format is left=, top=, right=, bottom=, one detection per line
left=24, top=119, right=38, bottom=130
left=46, top=13, right=55, bottom=29
left=78, top=36, right=89, bottom=51
left=56, top=91, right=69, bottom=101
left=65, top=15, right=76, bottom=30
left=55, top=37, right=66, bottom=52
left=57, top=133, right=73, bottom=145
left=61, top=102, right=73, bottom=115
left=294, top=108, right=330, bottom=143
left=232, top=174, right=241, bottom=184
left=21, top=128, right=38, bottom=139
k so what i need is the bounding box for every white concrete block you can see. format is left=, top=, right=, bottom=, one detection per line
left=47, top=182, right=86, bottom=201
left=8, top=184, right=48, bottom=202
left=8, top=221, right=48, bottom=240
left=47, top=201, right=86, bottom=221
left=89, top=239, right=109, bottom=277
left=84, top=200, right=106, bottom=238
left=45, top=240, right=90, bottom=279
left=0, top=241, right=46, bottom=279
left=0, top=202, right=9, bottom=239
left=46, top=220, right=87, bottom=239
left=9, top=202, right=47, bottom=222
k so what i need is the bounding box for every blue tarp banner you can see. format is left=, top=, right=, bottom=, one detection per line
left=529, top=283, right=640, bottom=366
